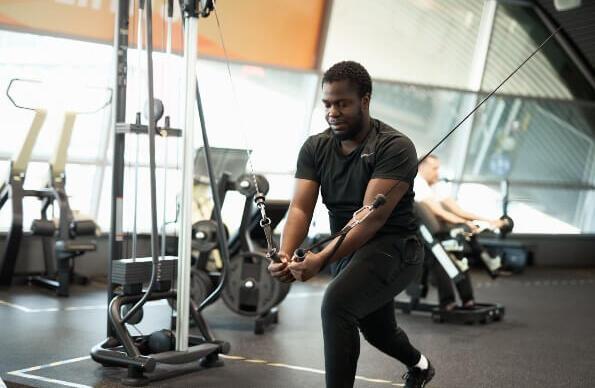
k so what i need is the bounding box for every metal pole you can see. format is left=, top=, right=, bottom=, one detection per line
left=107, top=0, right=129, bottom=338
left=132, top=0, right=145, bottom=262
left=175, top=10, right=198, bottom=352
left=161, top=1, right=174, bottom=260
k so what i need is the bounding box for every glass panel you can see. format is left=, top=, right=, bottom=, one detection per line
left=192, top=60, right=319, bottom=174
left=0, top=162, right=96, bottom=231
left=0, top=160, right=7, bottom=179
left=96, top=166, right=182, bottom=234
left=96, top=166, right=285, bottom=234
left=112, top=56, right=318, bottom=174
left=0, top=30, right=112, bottom=160
left=322, top=0, right=484, bottom=88
left=462, top=95, right=595, bottom=233
left=457, top=183, right=584, bottom=234
left=96, top=167, right=113, bottom=233
left=463, top=96, right=595, bottom=185
left=483, top=3, right=595, bottom=100
left=508, top=185, right=585, bottom=233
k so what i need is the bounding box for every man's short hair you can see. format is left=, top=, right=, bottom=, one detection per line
left=322, top=61, right=372, bottom=98
left=419, top=154, right=439, bottom=164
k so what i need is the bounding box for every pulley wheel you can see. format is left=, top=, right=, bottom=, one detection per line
left=236, top=174, right=270, bottom=197
left=192, top=220, right=219, bottom=253
left=222, top=251, right=290, bottom=316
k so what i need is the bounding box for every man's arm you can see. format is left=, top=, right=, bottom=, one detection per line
left=268, top=178, right=319, bottom=282
left=440, top=197, right=488, bottom=222
left=280, top=179, right=320, bottom=256
left=421, top=198, right=468, bottom=224
left=320, top=178, right=408, bottom=263
left=288, top=178, right=409, bottom=281
left=441, top=197, right=505, bottom=230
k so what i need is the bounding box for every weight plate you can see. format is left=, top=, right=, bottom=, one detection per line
left=167, top=268, right=214, bottom=310
left=191, top=267, right=215, bottom=306
left=221, top=251, right=290, bottom=316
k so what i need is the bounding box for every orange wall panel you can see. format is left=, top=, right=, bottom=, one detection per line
left=0, top=0, right=326, bottom=70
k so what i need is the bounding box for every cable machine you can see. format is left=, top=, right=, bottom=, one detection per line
left=91, top=1, right=230, bottom=385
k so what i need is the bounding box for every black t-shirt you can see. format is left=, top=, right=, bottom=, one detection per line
left=295, top=118, right=418, bottom=236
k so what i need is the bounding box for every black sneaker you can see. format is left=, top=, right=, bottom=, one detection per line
left=403, top=360, right=435, bottom=388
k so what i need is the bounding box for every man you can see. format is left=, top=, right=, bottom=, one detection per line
left=415, top=155, right=505, bottom=233
left=415, top=155, right=504, bottom=310
left=268, top=61, right=434, bottom=388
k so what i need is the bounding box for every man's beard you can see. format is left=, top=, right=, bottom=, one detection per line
left=331, top=110, right=364, bottom=141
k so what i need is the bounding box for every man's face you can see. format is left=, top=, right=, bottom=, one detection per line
left=322, top=80, right=369, bottom=141
left=420, top=157, right=440, bottom=185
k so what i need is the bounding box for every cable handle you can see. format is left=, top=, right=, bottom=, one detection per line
left=266, top=248, right=282, bottom=263
left=293, top=194, right=387, bottom=261
left=293, top=248, right=306, bottom=262
left=255, top=192, right=283, bottom=263
left=351, top=194, right=387, bottom=224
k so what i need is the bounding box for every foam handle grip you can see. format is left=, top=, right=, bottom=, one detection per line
left=294, top=248, right=306, bottom=262
left=71, top=220, right=97, bottom=236
left=31, top=219, right=56, bottom=237
left=372, top=194, right=386, bottom=208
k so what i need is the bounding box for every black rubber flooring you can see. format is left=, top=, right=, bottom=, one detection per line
left=1, top=267, right=595, bottom=388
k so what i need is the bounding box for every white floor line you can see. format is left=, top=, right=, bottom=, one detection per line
left=222, top=354, right=401, bottom=385
left=475, top=278, right=595, bottom=289
left=0, top=300, right=34, bottom=312
left=263, top=362, right=325, bottom=375
left=8, top=353, right=401, bottom=387
left=286, top=291, right=325, bottom=298
left=7, top=372, right=92, bottom=388
left=0, top=299, right=169, bottom=313
left=7, top=356, right=92, bottom=388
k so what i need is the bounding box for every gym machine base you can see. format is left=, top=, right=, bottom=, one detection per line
left=431, top=303, right=505, bottom=324
left=395, top=289, right=506, bottom=326
left=90, top=257, right=230, bottom=386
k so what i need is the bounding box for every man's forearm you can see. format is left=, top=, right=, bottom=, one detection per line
left=437, top=210, right=468, bottom=225
left=318, top=210, right=384, bottom=264
left=442, top=198, right=487, bottom=222
left=450, top=208, right=483, bottom=222
left=280, top=206, right=312, bottom=256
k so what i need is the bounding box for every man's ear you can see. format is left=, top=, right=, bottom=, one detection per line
left=361, top=93, right=371, bottom=110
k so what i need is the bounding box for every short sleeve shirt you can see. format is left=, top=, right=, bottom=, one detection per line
left=295, top=118, right=418, bottom=235
left=413, top=176, right=449, bottom=203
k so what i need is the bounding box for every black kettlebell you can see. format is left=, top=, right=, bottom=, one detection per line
left=148, top=329, right=175, bottom=354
